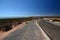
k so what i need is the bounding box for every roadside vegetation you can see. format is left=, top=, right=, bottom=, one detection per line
left=1, top=17, right=60, bottom=32
left=0, top=17, right=36, bottom=32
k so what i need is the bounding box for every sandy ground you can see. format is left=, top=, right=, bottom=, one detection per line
left=0, top=22, right=26, bottom=40
left=49, top=21, right=60, bottom=26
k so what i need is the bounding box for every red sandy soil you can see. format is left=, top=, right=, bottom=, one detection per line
left=0, top=22, right=26, bottom=40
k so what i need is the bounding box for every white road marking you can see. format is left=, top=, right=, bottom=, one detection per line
left=35, top=21, right=51, bottom=40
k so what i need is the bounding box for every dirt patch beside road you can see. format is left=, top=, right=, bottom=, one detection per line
left=0, top=22, right=26, bottom=40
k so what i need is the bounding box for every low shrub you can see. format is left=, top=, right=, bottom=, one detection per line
left=2, top=23, right=12, bottom=32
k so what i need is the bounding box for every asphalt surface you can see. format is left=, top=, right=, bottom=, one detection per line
left=38, top=20, right=60, bottom=40
left=3, top=21, right=44, bottom=40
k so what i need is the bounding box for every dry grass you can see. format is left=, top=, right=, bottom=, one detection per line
left=0, top=22, right=26, bottom=40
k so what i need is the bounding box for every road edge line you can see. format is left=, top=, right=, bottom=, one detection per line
left=35, top=21, right=51, bottom=40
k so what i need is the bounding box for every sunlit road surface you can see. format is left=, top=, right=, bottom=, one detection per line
left=3, top=21, right=46, bottom=40
left=38, top=20, right=60, bottom=40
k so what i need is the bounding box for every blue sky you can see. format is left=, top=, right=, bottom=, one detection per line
left=0, top=0, right=60, bottom=17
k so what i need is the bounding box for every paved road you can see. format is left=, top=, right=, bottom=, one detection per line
left=38, top=20, right=60, bottom=40
left=3, top=21, right=44, bottom=40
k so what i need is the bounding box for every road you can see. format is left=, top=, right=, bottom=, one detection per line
left=38, top=20, right=60, bottom=40
left=3, top=21, right=45, bottom=40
